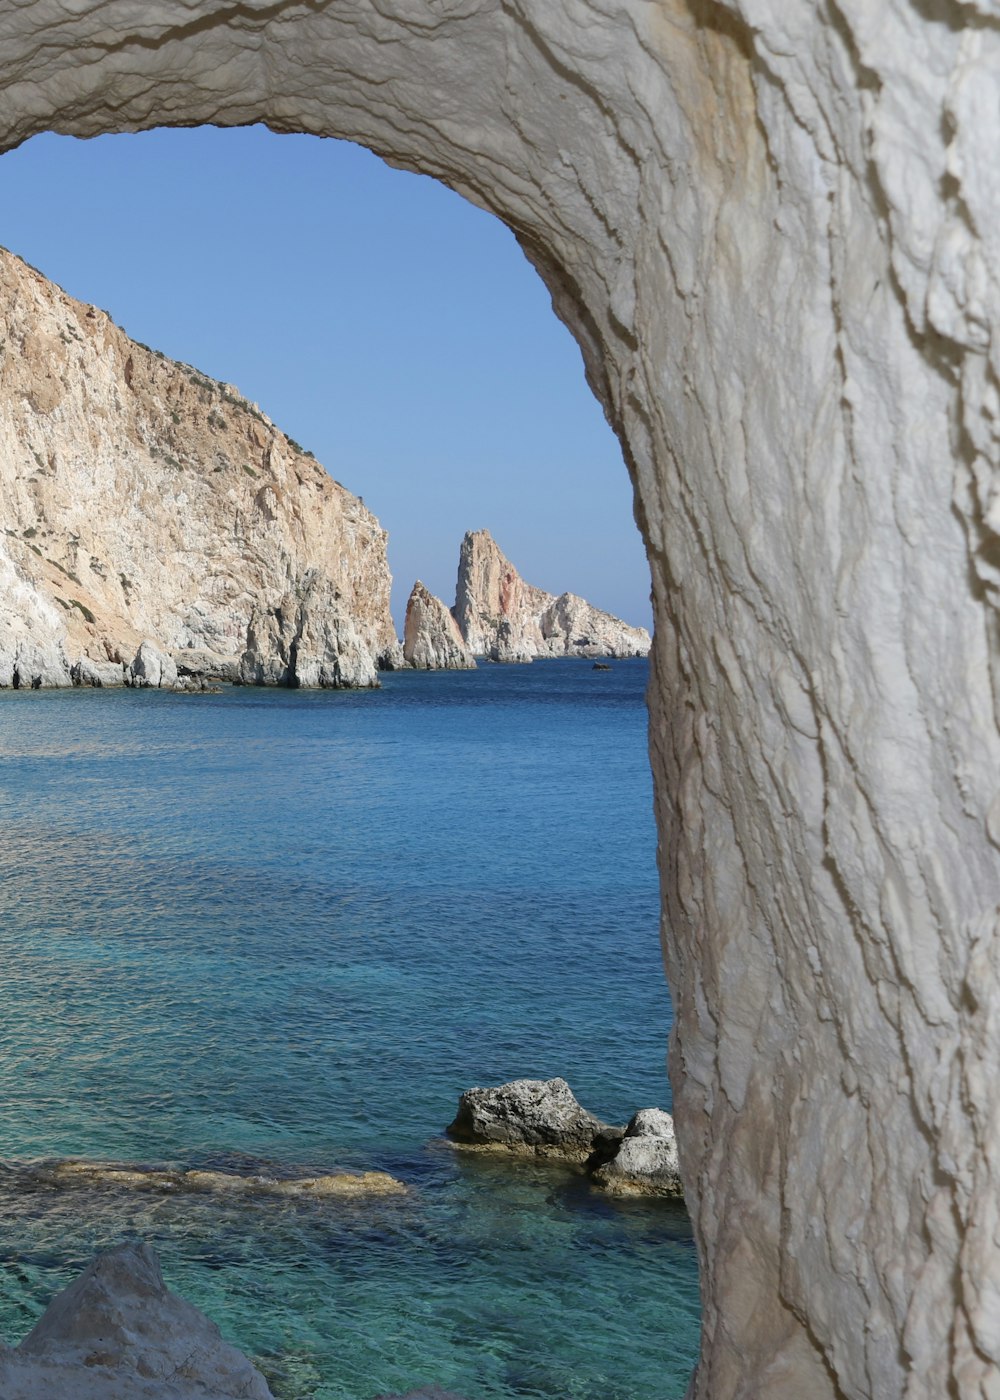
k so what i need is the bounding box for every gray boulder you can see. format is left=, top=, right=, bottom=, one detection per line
left=0, top=1242, right=274, bottom=1398
left=590, top=1107, right=684, bottom=1197
left=447, top=1077, right=617, bottom=1161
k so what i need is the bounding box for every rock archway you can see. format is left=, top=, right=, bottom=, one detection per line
left=3, top=4, right=999, bottom=1396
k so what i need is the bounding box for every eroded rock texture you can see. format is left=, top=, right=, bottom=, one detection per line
left=0, top=3, right=998, bottom=1397
left=0, top=249, right=398, bottom=689
left=402, top=579, right=475, bottom=669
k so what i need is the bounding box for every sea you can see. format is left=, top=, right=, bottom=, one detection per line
left=0, top=658, right=701, bottom=1399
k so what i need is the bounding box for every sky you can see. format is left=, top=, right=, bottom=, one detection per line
left=0, top=126, right=651, bottom=634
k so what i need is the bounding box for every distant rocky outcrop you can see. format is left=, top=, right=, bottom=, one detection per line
left=0, top=1243, right=275, bottom=1399
left=405, top=529, right=651, bottom=667
left=446, top=1077, right=683, bottom=1197
left=0, top=248, right=401, bottom=690
left=455, top=529, right=650, bottom=661
left=402, top=580, right=475, bottom=670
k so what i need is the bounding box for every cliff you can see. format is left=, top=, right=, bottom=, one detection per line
left=0, top=249, right=400, bottom=689
left=450, top=529, right=650, bottom=662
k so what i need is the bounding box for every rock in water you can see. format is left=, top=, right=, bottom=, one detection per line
left=0, top=249, right=399, bottom=690
left=0, top=1243, right=274, bottom=1398
left=31, top=1158, right=407, bottom=1198
left=451, top=530, right=649, bottom=662
left=126, top=639, right=178, bottom=689
left=447, top=1077, right=618, bottom=1161
left=402, top=580, right=476, bottom=670
left=590, top=1107, right=684, bottom=1198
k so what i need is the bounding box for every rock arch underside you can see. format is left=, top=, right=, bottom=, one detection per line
left=3, top=2, right=1000, bottom=1397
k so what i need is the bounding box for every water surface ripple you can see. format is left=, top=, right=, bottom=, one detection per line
left=0, top=660, right=700, bottom=1398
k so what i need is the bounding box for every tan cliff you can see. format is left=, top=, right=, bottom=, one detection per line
left=448, top=529, right=650, bottom=663
left=0, top=248, right=400, bottom=689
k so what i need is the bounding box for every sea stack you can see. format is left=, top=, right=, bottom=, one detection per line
left=0, top=249, right=401, bottom=690
left=402, top=580, right=475, bottom=669
left=453, top=529, right=650, bottom=662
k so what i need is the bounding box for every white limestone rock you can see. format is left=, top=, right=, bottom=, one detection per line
left=70, top=655, right=126, bottom=687
left=0, top=249, right=397, bottom=690
left=452, top=530, right=649, bottom=662
left=237, top=576, right=378, bottom=689
left=127, top=639, right=178, bottom=689
left=171, top=648, right=240, bottom=683
left=0, top=1243, right=274, bottom=1399
left=538, top=591, right=649, bottom=659
left=403, top=579, right=476, bottom=669
left=590, top=1108, right=684, bottom=1198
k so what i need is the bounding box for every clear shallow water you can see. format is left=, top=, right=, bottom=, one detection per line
left=0, top=659, right=700, bottom=1397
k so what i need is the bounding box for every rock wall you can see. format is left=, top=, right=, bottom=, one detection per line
left=0, top=3, right=998, bottom=1397
left=0, top=249, right=399, bottom=688
left=452, top=529, right=650, bottom=661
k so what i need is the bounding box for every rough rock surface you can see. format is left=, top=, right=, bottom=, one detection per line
left=30, top=1159, right=407, bottom=1198
left=3, top=3, right=1000, bottom=1396
left=452, top=530, right=649, bottom=661
left=0, top=249, right=399, bottom=689
left=402, top=580, right=475, bottom=670
left=446, top=1077, right=616, bottom=1162
left=0, top=1243, right=274, bottom=1399
left=590, top=1108, right=684, bottom=1199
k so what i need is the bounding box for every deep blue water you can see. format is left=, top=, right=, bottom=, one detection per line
left=0, top=659, right=700, bottom=1398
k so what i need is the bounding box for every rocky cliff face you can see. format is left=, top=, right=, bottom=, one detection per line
left=402, top=580, right=475, bottom=669
left=451, top=529, right=650, bottom=661
left=0, top=249, right=399, bottom=688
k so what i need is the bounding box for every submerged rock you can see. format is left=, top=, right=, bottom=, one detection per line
left=0, top=1242, right=274, bottom=1398
left=590, top=1107, right=684, bottom=1198
left=446, top=1077, right=617, bottom=1162
left=375, top=1391, right=470, bottom=1399
left=31, top=1158, right=407, bottom=1198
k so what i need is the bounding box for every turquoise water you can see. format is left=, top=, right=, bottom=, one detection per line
left=0, top=660, right=700, bottom=1397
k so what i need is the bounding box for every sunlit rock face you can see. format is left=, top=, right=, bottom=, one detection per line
left=0, top=249, right=397, bottom=689
left=403, top=580, right=476, bottom=669
left=453, top=529, right=650, bottom=660
left=1, top=2, right=1000, bottom=1396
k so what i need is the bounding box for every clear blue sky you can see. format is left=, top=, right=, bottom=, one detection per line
left=0, top=126, right=651, bottom=633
